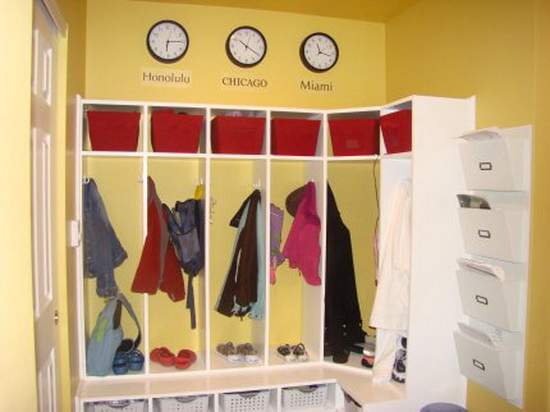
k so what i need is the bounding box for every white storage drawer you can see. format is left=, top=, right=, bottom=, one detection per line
left=154, top=395, right=211, bottom=412
left=454, top=326, right=521, bottom=401
left=458, top=207, right=528, bottom=262
left=456, top=268, right=524, bottom=331
left=86, top=400, right=148, bottom=412
left=458, top=127, right=530, bottom=191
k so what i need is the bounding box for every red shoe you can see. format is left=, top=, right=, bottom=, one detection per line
left=175, top=349, right=197, bottom=369
left=150, top=347, right=175, bottom=367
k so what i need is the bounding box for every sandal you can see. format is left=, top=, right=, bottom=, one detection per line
left=237, top=343, right=260, bottom=364
left=292, top=343, right=309, bottom=362
left=216, top=342, right=240, bottom=363
left=276, top=344, right=295, bottom=362
left=175, top=349, right=197, bottom=370
left=150, top=347, right=175, bottom=367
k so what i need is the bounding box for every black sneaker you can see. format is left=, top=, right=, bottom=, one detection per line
left=391, top=336, right=407, bottom=383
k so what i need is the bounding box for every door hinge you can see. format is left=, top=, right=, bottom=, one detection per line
left=54, top=310, right=59, bottom=325
left=68, top=219, right=81, bottom=247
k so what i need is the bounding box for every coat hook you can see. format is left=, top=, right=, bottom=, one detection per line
left=82, top=176, right=90, bottom=184
left=253, top=180, right=262, bottom=189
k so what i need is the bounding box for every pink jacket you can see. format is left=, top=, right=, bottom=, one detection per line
left=282, top=182, right=321, bottom=286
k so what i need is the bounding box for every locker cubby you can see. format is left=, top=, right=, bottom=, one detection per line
left=148, top=105, right=208, bottom=154
left=75, top=96, right=478, bottom=410
left=325, top=160, right=379, bottom=370
left=270, top=111, right=324, bottom=157
left=83, top=103, right=145, bottom=153
left=326, top=110, right=380, bottom=158
left=268, top=159, right=324, bottom=366
left=147, top=158, right=207, bottom=374
left=209, top=159, right=268, bottom=369
left=82, top=157, right=145, bottom=377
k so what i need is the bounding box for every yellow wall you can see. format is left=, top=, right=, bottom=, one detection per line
left=387, top=1, right=547, bottom=411
left=85, top=0, right=385, bottom=108
left=0, top=1, right=38, bottom=411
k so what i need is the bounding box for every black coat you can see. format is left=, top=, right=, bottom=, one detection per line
left=324, top=184, right=366, bottom=357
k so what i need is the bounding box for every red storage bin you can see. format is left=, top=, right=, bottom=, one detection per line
left=380, top=109, right=412, bottom=154
left=271, top=118, right=320, bottom=156
left=211, top=116, right=265, bottom=154
left=87, top=111, right=141, bottom=151
left=329, top=118, right=379, bottom=156
left=151, top=110, right=203, bottom=153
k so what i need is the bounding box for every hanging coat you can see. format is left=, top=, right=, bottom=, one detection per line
left=131, top=177, right=185, bottom=302
left=324, top=184, right=366, bottom=357
left=216, top=190, right=262, bottom=318
left=283, top=181, right=321, bottom=286
left=166, top=198, right=204, bottom=328
left=370, top=179, right=412, bottom=383
left=83, top=178, right=127, bottom=298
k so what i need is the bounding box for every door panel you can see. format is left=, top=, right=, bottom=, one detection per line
left=32, top=1, right=60, bottom=411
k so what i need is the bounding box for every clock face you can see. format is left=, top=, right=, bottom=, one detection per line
left=226, top=26, right=267, bottom=68
left=300, top=32, right=339, bottom=73
left=147, top=20, right=189, bottom=63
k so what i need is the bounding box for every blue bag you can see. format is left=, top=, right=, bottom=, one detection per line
left=86, top=293, right=141, bottom=376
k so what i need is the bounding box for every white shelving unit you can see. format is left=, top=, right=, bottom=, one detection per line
left=72, top=95, right=476, bottom=411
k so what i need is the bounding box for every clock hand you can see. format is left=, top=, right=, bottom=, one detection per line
left=238, top=39, right=249, bottom=50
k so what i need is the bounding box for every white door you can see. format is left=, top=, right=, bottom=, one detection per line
left=32, top=1, right=60, bottom=411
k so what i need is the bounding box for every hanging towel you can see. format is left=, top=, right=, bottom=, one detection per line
left=83, top=178, right=127, bottom=298
left=370, top=179, right=412, bottom=382
left=216, top=190, right=262, bottom=318
left=131, top=177, right=185, bottom=302
left=282, top=181, right=321, bottom=286
left=324, top=184, right=366, bottom=361
left=269, top=203, right=284, bottom=284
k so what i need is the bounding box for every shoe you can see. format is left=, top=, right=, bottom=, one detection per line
left=112, top=352, right=129, bottom=375
left=332, top=348, right=350, bottom=364
left=237, top=343, right=260, bottom=364
left=291, top=343, right=309, bottom=362
left=150, top=347, right=175, bottom=367
left=175, top=349, right=197, bottom=370
left=216, top=342, right=240, bottom=363
left=276, top=344, right=295, bottom=362
left=391, top=336, right=407, bottom=383
left=128, top=349, right=144, bottom=371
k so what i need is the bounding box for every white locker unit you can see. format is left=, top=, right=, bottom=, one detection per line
left=72, top=95, right=476, bottom=411
left=455, top=126, right=532, bottom=408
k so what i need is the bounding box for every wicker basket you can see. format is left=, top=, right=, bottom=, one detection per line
left=220, top=390, right=270, bottom=412
left=282, top=385, right=328, bottom=411
left=88, top=399, right=147, bottom=412
left=156, top=396, right=210, bottom=412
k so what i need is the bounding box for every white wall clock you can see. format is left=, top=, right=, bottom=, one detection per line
left=226, top=26, right=267, bottom=68
left=300, top=32, right=339, bottom=73
left=147, top=20, right=189, bottom=63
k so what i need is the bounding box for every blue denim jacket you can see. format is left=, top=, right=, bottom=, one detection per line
left=83, top=179, right=127, bottom=297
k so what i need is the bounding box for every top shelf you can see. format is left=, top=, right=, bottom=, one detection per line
left=79, top=96, right=415, bottom=161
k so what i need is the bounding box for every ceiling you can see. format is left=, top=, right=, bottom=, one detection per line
left=137, top=0, right=420, bottom=22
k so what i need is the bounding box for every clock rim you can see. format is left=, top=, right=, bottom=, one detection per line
left=299, top=31, right=339, bottom=73
left=225, top=25, right=267, bottom=68
left=147, top=19, right=189, bottom=64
